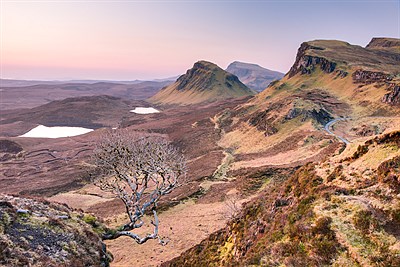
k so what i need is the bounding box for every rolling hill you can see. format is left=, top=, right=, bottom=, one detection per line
left=0, top=95, right=151, bottom=134
left=226, top=61, right=284, bottom=92
left=0, top=80, right=171, bottom=110
left=164, top=131, right=400, bottom=267
left=149, top=61, right=255, bottom=105
left=214, top=38, right=400, bottom=164
left=162, top=37, right=400, bottom=266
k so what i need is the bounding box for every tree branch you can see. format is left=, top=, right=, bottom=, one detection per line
left=92, top=130, right=186, bottom=245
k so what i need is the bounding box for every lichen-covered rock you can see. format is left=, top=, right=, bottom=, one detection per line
left=0, top=195, right=112, bottom=267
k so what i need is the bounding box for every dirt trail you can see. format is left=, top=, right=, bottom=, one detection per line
left=105, top=198, right=247, bottom=267
left=49, top=186, right=245, bottom=266
left=103, top=117, right=243, bottom=267
left=48, top=136, right=250, bottom=267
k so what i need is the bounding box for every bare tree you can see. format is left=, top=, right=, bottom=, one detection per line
left=224, top=195, right=241, bottom=220
left=92, top=131, right=186, bottom=244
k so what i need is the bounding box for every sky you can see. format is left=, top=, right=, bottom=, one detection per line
left=1, top=0, right=399, bottom=80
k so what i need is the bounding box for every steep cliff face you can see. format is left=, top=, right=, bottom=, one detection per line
left=351, top=69, right=400, bottom=105
left=287, top=42, right=339, bottom=78
left=149, top=61, right=255, bottom=105
left=366, top=37, right=400, bottom=50
left=273, top=38, right=400, bottom=111
left=288, top=39, right=400, bottom=78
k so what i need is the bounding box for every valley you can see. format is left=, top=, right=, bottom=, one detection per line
left=1, top=37, right=399, bottom=266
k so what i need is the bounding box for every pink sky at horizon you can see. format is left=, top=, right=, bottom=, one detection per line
left=1, top=1, right=398, bottom=80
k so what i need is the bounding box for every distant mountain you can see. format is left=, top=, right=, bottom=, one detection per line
left=149, top=61, right=255, bottom=105
left=226, top=61, right=284, bottom=92
left=0, top=77, right=178, bottom=87
left=0, top=79, right=65, bottom=87
left=152, top=75, right=180, bottom=82
left=0, top=78, right=143, bottom=87
left=0, top=80, right=172, bottom=110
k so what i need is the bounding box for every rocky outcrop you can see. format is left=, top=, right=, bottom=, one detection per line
left=366, top=37, right=400, bottom=49
left=287, top=38, right=400, bottom=80
left=176, top=62, right=217, bottom=91
left=351, top=124, right=382, bottom=137
left=350, top=70, right=399, bottom=106
left=285, top=106, right=333, bottom=125
left=0, top=195, right=111, bottom=266
left=287, top=43, right=337, bottom=78
left=249, top=111, right=278, bottom=136
left=0, top=140, right=23, bottom=154
left=0, top=140, right=23, bottom=162
left=382, top=85, right=400, bottom=105
left=352, top=69, right=393, bottom=84
left=335, top=70, right=348, bottom=78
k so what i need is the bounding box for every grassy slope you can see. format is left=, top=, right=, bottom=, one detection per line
left=163, top=131, right=400, bottom=266
left=162, top=38, right=400, bottom=266
left=305, top=39, right=400, bottom=73
left=216, top=39, right=400, bottom=166
left=149, top=61, right=255, bottom=105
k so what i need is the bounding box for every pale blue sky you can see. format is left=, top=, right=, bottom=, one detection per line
left=1, top=0, right=399, bottom=80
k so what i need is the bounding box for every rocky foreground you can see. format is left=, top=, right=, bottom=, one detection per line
left=0, top=195, right=111, bottom=266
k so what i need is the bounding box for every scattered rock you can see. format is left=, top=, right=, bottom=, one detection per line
left=0, top=194, right=111, bottom=266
